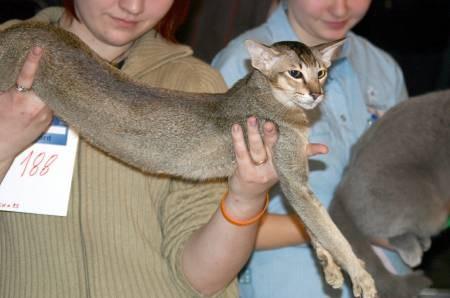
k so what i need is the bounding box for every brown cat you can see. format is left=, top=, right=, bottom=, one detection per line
left=0, top=22, right=376, bottom=297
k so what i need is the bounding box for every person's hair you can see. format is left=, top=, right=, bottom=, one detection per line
left=62, top=0, right=190, bottom=42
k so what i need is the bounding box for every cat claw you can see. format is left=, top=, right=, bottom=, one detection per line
left=322, top=256, right=344, bottom=288
left=314, top=241, right=345, bottom=288
left=351, top=269, right=378, bottom=298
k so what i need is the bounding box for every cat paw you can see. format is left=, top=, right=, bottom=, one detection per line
left=314, top=242, right=344, bottom=288
left=376, top=271, right=432, bottom=298
left=351, top=269, right=378, bottom=298
left=323, top=260, right=344, bottom=289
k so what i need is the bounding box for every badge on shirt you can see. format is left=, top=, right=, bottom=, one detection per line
left=0, top=116, right=78, bottom=216
left=366, top=86, right=386, bottom=126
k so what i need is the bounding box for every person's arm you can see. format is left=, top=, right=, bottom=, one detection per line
left=182, top=117, right=278, bottom=296
left=0, top=47, right=53, bottom=182
left=256, top=213, right=310, bottom=249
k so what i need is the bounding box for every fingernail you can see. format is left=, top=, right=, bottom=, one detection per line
left=232, top=124, right=240, bottom=132
left=248, top=116, right=257, bottom=127
left=32, top=47, right=43, bottom=55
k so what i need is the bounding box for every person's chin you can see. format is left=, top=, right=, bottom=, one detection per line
left=321, top=29, right=348, bottom=42
left=320, top=22, right=351, bottom=40
left=101, top=35, right=134, bottom=47
left=105, top=29, right=143, bottom=46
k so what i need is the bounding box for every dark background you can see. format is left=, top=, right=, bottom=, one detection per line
left=1, top=0, right=449, bottom=289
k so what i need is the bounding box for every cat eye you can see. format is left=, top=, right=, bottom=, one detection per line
left=288, top=70, right=303, bottom=79
left=318, top=69, right=327, bottom=79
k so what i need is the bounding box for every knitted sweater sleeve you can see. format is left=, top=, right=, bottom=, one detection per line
left=150, top=58, right=238, bottom=296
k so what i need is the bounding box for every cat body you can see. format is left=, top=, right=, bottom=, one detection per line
left=330, top=89, right=450, bottom=297
left=0, top=22, right=376, bottom=297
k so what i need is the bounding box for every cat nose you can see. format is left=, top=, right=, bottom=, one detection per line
left=311, top=93, right=321, bottom=100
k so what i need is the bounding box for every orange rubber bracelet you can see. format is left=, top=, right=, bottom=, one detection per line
left=220, top=191, right=269, bottom=226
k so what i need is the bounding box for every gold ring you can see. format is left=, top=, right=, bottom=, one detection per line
left=252, top=156, right=268, bottom=166
left=15, top=83, right=32, bottom=93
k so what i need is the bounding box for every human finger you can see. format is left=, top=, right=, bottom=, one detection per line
left=306, top=143, right=328, bottom=157
left=15, top=47, right=43, bottom=92
left=231, top=123, right=253, bottom=167
left=246, top=116, right=268, bottom=166
left=262, top=121, right=278, bottom=151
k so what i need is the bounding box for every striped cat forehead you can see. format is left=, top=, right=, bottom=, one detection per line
left=271, top=41, right=318, bottom=67
left=245, top=39, right=344, bottom=75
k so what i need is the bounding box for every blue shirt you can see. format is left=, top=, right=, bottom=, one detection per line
left=212, top=3, right=409, bottom=298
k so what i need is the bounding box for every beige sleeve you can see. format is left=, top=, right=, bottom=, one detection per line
left=161, top=179, right=235, bottom=296
left=154, top=59, right=237, bottom=296
left=0, top=19, right=21, bottom=31
left=156, top=56, right=228, bottom=94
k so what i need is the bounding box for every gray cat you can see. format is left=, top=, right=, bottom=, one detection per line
left=0, top=22, right=376, bottom=297
left=329, top=89, right=450, bottom=298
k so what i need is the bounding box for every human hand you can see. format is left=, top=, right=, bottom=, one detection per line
left=225, top=117, right=328, bottom=219
left=228, top=116, right=279, bottom=203
left=0, top=47, right=53, bottom=163
left=228, top=117, right=328, bottom=200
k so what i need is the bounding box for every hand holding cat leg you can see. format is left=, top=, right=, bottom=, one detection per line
left=225, top=116, right=279, bottom=220
left=0, top=47, right=53, bottom=182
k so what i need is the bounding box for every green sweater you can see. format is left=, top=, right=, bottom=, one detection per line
left=0, top=8, right=237, bottom=298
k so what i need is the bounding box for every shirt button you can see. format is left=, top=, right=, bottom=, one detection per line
left=340, top=115, right=347, bottom=122
left=239, top=269, right=252, bottom=284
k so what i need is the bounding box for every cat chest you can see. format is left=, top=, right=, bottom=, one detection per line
left=279, top=124, right=309, bottom=149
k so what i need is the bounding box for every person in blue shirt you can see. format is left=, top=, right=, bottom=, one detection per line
left=212, top=0, right=411, bottom=297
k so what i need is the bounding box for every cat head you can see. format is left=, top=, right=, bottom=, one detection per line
left=245, top=38, right=345, bottom=110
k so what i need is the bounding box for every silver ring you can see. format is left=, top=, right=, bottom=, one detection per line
left=15, top=83, right=32, bottom=93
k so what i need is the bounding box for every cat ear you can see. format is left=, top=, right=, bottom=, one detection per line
left=245, top=40, right=280, bottom=75
left=312, top=38, right=346, bottom=68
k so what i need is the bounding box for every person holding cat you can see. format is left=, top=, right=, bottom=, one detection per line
left=212, top=0, right=411, bottom=297
left=0, top=0, right=324, bottom=296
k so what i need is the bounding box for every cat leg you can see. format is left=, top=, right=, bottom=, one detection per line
left=285, top=184, right=376, bottom=298
left=310, top=235, right=344, bottom=288
left=273, top=140, right=377, bottom=298
left=329, top=198, right=432, bottom=298
left=389, top=233, right=424, bottom=267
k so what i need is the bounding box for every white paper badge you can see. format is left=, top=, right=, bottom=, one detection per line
left=0, top=117, right=78, bottom=216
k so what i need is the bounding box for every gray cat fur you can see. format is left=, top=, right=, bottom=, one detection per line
left=330, top=89, right=450, bottom=298
left=0, top=22, right=376, bottom=297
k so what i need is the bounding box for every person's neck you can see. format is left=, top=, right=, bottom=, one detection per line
left=58, top=13, right=132, bottom=63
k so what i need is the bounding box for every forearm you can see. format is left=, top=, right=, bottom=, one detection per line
left=182, top=191, right=266, bottom=296
left=256, top=213, right=310, bottom=250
